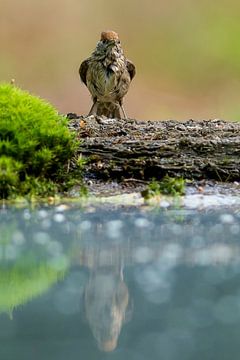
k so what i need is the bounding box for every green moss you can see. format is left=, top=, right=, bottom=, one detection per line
left=141, top=176, right=185, bottom=199
left=0, top=83, right=81, bottom=199
left=76, top=154, right=88, bottom=170
left=0, top=221, right=68, bottom=315
left=0, top=260, right=66, bottom=315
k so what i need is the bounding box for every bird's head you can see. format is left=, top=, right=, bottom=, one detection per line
left=100, top=30, right=120, bottom=47
left=93, top=30, right=123, bottom=59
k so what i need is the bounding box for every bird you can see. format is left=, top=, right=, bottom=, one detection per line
left=79, top=30, right=135, bottom=119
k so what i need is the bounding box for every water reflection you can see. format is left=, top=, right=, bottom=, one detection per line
left=1, top=205, right=240, bottom=358
left=76, top=239, right=131, bottom=351
left=84, top=266, right=129, bottom=351
left=0, top=212, right=68, bottom=315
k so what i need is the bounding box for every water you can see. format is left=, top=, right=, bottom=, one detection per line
left=1, top=204, right=240, bottom=359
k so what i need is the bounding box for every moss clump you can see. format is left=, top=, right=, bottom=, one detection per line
left=0, top=83, right=79, bottom=199
left=0, top=260, right=66, bottom=315
left=141, top=176, right=185, bottom=199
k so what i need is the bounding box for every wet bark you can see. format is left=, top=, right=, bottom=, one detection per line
left=68, top=115, right=240, bottom=182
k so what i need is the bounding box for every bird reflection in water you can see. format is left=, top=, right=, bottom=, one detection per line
left=81, top=245, right=131, bottom=352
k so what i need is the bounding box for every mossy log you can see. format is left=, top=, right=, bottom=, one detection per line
left=69, top=115, right=240, bottom=182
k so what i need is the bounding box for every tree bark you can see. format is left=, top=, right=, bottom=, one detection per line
left=69, top=116, right=240, bottom=182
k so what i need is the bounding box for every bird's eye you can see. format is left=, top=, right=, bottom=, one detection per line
left=102, top=39, right=107, bottom=44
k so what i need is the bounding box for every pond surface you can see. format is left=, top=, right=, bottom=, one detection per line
left=1, top=204, right=240, bottom=360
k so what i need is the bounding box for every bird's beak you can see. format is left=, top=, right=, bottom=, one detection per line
left=109, top=40, right=116, bottom=47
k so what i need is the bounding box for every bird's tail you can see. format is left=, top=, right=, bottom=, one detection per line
left=89, top=101, right=121, bottom=119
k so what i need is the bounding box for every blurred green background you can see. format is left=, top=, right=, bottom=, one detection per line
left=1, top=0, right=240, bottom=120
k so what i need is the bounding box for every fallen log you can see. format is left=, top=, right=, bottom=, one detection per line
left=68, top=115, right=240, bottom=182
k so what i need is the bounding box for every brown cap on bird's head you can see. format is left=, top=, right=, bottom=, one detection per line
left=101, top=30, right=119, bottom=41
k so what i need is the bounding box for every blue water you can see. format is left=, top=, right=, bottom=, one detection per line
left=1, top=204, right=240, bottom=359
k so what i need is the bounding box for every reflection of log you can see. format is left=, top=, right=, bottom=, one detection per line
left=69, top=116, right=240, bottom=181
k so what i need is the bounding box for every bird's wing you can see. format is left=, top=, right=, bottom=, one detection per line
left=79, top=59, right=89, bottom=86
left=126, top=60, right=136, bottom=81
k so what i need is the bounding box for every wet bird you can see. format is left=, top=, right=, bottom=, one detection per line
left=79, top=30, right=135, bottom=119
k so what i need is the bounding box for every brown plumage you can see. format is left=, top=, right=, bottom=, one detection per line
left=79, top=30, right=135, bottom=119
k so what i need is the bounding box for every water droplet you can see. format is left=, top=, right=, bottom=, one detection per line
left=53, top=213, right=65, bottom=223
left=134, top=218, right=151, bottom=228
left=219, top=213, right=235, bottom=224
